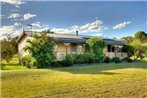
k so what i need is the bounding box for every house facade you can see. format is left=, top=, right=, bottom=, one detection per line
left=17, top=31, right=128, bottom=61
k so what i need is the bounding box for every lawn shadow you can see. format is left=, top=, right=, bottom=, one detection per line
left=51, top=62, right=147, bottom=75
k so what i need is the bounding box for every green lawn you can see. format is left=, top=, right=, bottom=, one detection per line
left=1, top=62, right=147, bottom=98
left=1, top=54, right=26, bottom=70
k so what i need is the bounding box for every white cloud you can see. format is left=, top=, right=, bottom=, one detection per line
left=0, top=0, right=26, bottom=7
left=14, top=22, right=21, bottom=26
left=25, top=22, right=49, bottom=32
left=113, top=21, right=131, bottom=29
left=8, top=13, right=20, bottom=19
left=0, top=0, right=25, bottom=4
left=51, top=20, right=107, bottom=36
left=0, top=20, right=107, bottom=39
left=0, top=25, right=22, bottom=39
left=23, top=13, right=37, bottom=20
left=30, top=22, right=41, bottom=27
left=0, top=26, right=15, bottom=35
left=0, top=14, right=5, bottom=18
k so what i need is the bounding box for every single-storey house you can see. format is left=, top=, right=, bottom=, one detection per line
left=17, top=31, right=128, bottom=61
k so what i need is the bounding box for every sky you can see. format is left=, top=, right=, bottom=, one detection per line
left=0, top=0, right=147, bottom=39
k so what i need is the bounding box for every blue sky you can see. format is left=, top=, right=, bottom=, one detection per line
left=0, top=1, right=147, bottom=39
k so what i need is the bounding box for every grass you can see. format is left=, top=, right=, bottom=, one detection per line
left=1, top=65, right=26, bottom=70
left=1, top=54, right=26, bottom=70
left=1, top=62, right=147, bottom=98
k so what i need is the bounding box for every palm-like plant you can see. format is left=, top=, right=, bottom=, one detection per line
left=24, top=31, right=55, bottom=68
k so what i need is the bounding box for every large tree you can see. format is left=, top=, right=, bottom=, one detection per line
left=135, top=31, right=147, bottom=42
left=7, top=36, right=18, bottom=53
left=86, top=38, right=106, bottom=62
left=129, top=39, right=147, bottom=60
left=120, top=36, right=134, bottom=43
left=1, top=39, right=16, bottom=62
left=24, top=31, right=55, bottom=68
left=121, top=45, right=134, bottom=57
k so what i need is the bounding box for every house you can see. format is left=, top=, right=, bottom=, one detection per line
left=17, top=31, right=128, bottom=61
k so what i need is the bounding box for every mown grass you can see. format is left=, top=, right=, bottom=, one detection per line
left=1, top=54, right=26, bottom=70
left=1, top=62, right=147, bottom=98
left=2, top=65, right=26, bottom=70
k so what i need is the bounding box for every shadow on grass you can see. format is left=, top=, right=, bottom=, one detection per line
left=51, top=62, right=147, bottom=75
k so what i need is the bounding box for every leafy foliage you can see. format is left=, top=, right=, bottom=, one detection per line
left=51, top=61, right=63, bottom=67
left=1, top=39, right=15, bottom=62
left=73, top=53, right=95, bottom=64
left=120, top=36, right=134, bottom=43
left=86, top=38, right=106, bottom=62
left=21, top=55, right=35, bottom=68
left=43, top=29, right=54, bottom=34
left=104, top=56, right=111, bottom=63
left=63, top=54, right=74, bottom=66
left=135, top=31, right=147, bottom=42
left=121, top=45, right=134, bottom=57
left=24, top=31, right=55, bottom=68
left=129, top=39, right=147, bottom=60
left=112, top=57, right=122, bottom=63
left=122, top=57, right=132, bottom=63
left=1, top=36, right=18, bottom=62
left=121, top=31, right=147, bottom=59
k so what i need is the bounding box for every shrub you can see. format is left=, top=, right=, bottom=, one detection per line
left=112, top=57, right=122, bottom=63
left=104, top=56, right=111, bottom=63
left=51, top=61, right=63, bottom=67
left=122, top=57, right=133, bottom=63
left=73, top=53, right=96, bottom=64
left=86, top=38, right=106, bottom=63
left=73, top=54, right=84, bottom=64
left=24, top=32, right=56, bottom=68
left=63, top=54, right=74, bottom=67
left=21, top=55, right=35, bottom=68
left=95, top=54, right=105, bottom=63
left=85, top=53, right=96, bottom=64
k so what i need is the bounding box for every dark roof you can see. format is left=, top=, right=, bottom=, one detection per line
left=54, top=38, right=125, bottom=45
left=54, top=38, right=86, bottom=44
left=17, top=31, right=126, bottom=45
left=104, top=39, right=125, bottom=45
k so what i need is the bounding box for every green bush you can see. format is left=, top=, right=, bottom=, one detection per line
left=86, top=38, right=106, bottom=63
left=63, top=54, right=74, bottom=67
left=21, top=55, right=35, bottom=68
left=122, top=57, right=133, bottom=63
left=84, top=53, right=96, bottom=64
left=104, top=56, right=111, bottom=63
left=95, top=54, right=105, bottom=63
left=112, top=57, right=122, bottom=63
left=51, top=61, right=63, bottom=67
left=73, top=53, right=96, bottom=64
left=73, top=54, right=84, bottom=64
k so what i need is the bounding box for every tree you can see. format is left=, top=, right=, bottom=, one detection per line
left=120, top=36, right=134, bottom=43
left=135, top=31, right=147, bottom=42
left=86, top=38, right=106, bottom=62
left=43, top=29, right=54, bottom=34
left=1, top=39, right=15, bottom=62
left=129, top=39, right=147, bottom=60
left=7, top=36, right=18, bottom=53
left=24, top=31, right=55, bottom=68
left=121, top=45, right=134, bottom=57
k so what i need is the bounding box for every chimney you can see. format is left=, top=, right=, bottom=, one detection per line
left=76, top=30, right=78, bottom=36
